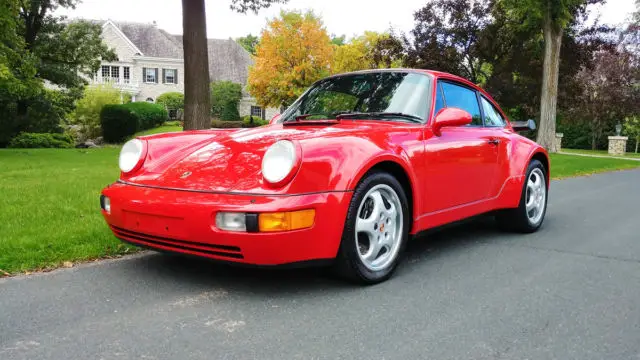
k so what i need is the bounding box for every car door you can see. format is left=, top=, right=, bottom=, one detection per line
left=479, top=95, right=512, bottom=197
left=423, top=81, right=500, bottom=213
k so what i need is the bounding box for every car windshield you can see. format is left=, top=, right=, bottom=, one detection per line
left=281, top=71, right=432, bottom=123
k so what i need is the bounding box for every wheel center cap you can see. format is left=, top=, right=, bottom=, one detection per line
left=380, top=223, right=385, bottom=232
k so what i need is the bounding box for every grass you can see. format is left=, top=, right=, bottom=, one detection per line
left=549, top=153, right=640, bottom=179
left=1, top=147, right=639, bottom=276
left=0, top=148, right=136, bottom=275
left=561, top=148, right=640, bottom=159
left=134, top=124, right=183, bottom=137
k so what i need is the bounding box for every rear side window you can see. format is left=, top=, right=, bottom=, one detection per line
left=480, top=97, right=506, bottom=127
left=440, top=82, right=482, bottom=126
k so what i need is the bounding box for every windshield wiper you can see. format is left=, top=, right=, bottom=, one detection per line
left=336, top=112, right=423, bottom=123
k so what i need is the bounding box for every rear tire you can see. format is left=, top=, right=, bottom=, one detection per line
left=496, top=159, right=548, bottom=233
left=333, top=171, right=410, bottom=284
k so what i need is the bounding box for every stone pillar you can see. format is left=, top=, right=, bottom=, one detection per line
left=554, top=133, right=564, bottom=152
left=608, top=136, right=629, bottom=156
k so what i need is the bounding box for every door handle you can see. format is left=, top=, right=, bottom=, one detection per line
left=488, top=139, right=500, bottom=145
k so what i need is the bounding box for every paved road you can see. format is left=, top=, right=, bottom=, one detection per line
left=2, top=170, right=640, bottom=360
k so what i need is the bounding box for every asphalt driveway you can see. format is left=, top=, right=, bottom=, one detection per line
left=2, top=169, right=640, bottom=360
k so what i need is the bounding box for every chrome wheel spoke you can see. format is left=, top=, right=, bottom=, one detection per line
left=354, top=184, right=404, bottom=272
left=356, top=216, right=377, bottom=239
left=525, top=168, right=546, bottom=225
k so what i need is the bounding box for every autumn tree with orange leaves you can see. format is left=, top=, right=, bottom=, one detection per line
left=248, top=10, right=333, bottom=108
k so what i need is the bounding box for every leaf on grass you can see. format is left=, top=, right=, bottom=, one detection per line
left=0, top=269, right=10, bottom=277
left=63, top=261, right=73, bottom=268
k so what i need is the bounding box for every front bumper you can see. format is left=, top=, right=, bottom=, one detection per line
left=101, top=182, right=352, bottom=266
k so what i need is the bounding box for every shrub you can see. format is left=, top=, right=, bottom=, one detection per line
left=211, top=81, right=242, bottom=121
left=8, top=132, right=74, bottom=149
left=242, top=115, right=269, bottom=127
left=211, top=120, right=245, bottom=128
left=156, top=92, right=184, bottom=111
left=100, top=105, right=138, bottom=143
left=71, top=84, right=122, bottom=139
left=122, top=102, right=168, bottom=130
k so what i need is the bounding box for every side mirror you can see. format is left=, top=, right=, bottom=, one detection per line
left=512, top=119, right=536, bottom=131
left=433, top=107, right=473, bottom=136
left=269, top=113, right=281, bottom=124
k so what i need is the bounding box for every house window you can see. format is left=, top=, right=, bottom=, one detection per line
left=163, top=69, right=177, bottom=84
left=250, top=106, right=263, bottom=118
left=144, top=67, right=157, bottom=83
left=123, top=67, right=130, bottom=83
left=111, top=66, right=120, bottom=82
left=101, top=65, right=110, bottom=79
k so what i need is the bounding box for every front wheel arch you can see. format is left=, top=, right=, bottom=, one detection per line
left=348, top=158, right=417, bottom=232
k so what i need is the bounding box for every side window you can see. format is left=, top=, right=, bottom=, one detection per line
left=440, top=82, right=482, bottom=126
left=434, top=82, right=445, bottom=115
left=480, top=97, right=506, bottom=127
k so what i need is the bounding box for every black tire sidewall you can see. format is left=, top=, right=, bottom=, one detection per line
left=337, top=171, right=410, bottom=283
left=520, top=160, right=548, bottom=231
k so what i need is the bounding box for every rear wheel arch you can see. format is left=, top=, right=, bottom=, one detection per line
left=530, top=151, right=550, bottom=185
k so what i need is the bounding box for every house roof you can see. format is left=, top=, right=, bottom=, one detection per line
left=98, top=20, right=254, bottom=85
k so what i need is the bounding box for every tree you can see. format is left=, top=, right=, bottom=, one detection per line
left=18, top=1, right=116, bottom=100
left=404, top=0, right=493, bottom=84
left=332, top=32, right=403, bottom=74
left=331, top=34, right=346, bottom=46
left=500, top=0, right=597, bottom=152
left=569, top=49, right=640, bottom=149
left=181, top=0, right=211, bottom=130
left=1, top=0, right=115, bottom=145
left=181, top=0, right=286, bottom=131
left=248, top=10, right=333, bottom=108
left=236, top=34, right=259, bottom=55
left=624, top=116, right=640, bottom=153
left=156, top=92, right=185, bottom=112
left=211, top=81, right=242, bottom=120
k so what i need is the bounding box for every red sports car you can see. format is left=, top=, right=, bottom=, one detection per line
left=100, top=69, right=549, bottom=284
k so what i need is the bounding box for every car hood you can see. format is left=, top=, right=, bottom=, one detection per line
left=123, top=122, right=413, bottom=194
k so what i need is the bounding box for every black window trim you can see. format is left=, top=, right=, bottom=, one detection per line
left=479, top=94, right=507, bottom=129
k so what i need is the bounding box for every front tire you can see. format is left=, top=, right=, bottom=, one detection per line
left=496, top=159, right=548, bottom=233
left=333, top=171, right=410, bottom=284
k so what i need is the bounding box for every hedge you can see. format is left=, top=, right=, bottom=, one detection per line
left=8, top=132, right=74, bottom=149
left=100, top=102, right=169, bottom=143
left=100, top=105, right=139, bottom=143
left=211, top=119, right=266, bottom=129
left=122, top=102, right=168, bottom=130
left=242, top=115, right=269, bottom=127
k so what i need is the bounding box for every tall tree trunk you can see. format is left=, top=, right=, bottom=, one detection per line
left=182, top=0, right=211, bottom=130
left=635, top=138, right=639, bottom=153
left=536, top=16, right=563, bottom=152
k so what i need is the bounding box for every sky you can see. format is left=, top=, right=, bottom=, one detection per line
left=56, top=0, right=638, bottom=39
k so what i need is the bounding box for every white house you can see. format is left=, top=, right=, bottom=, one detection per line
left=92, top=20, right=278, bottom=120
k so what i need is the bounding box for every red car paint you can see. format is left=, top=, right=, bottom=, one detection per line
left=101, top=69, right=549, bottom=266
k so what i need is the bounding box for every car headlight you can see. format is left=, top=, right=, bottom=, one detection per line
left=119, top=139, right=146, bottom=173
left=261, top=140, right=299, bottom=185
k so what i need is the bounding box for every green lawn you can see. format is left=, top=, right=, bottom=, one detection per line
left=550, top=153, right=640, bottom=179
left=561, top=148, right=640, bottom=159
left=133, top=124, right=183, bottom=137
left=1, top=148, right=639, bottom=276
left=0, top=148, right=136, bottom=275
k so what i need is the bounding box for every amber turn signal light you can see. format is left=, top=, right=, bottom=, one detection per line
left=258, top=209, right=315, bottom=232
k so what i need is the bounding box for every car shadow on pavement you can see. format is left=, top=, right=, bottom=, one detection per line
left=118, top=214, right=536, bottom=295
